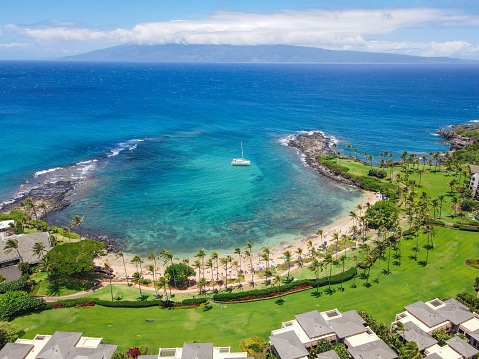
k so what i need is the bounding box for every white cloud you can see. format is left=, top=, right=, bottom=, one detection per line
left=0, top=42, right=30, bottom=48
left=3, top=8, right=479, bottom=58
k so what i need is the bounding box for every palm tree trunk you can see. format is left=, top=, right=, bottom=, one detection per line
left=211, top=270, right=214, bottom=291
left=377, top=257, right=382, bottom=283
left=171, top=259, right=177, bottom=289
left=250, top=256, right=254, bottom=286
left=122, top=257, right=129, bottom=286
left=328, top=264, right=332, bottom=291
left=109, top=276, right=113, bottom=301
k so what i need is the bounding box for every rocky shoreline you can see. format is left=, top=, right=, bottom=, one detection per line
left=286, top=131, right=356, bottom=187
left=437, top=123, right=478, bottom=150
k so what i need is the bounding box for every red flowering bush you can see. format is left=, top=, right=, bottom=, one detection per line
left=127, top=347, right=141, bottom=358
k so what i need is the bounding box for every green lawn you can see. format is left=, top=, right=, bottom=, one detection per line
left=13, top=227, right=478, bottom=352
left=83, top=284, right=193, bottom=302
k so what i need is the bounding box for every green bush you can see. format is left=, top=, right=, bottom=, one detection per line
left=45, top=297, right=207, bottom=310
left=426, top=219, right=447, bottom=227
left=0, top=296, right=46, bottom=318
left=0, top=278, right=28, bottom=294
left=453, top=224, right=479, bottom=232
left=0, top=274, right=5, bottom=283
left=213, top=267, right=356, bottom=302
left=368, top=169, right=387, bottom=179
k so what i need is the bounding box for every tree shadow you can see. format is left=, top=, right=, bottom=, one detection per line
left=275, top=298, right=285, bottom=305
left=408, top=255, right=416, bottom=261
left=393, top=260, right=401, bottom=267
left=310, top=291, right=323, bottom=298
left=418, top=260, right=427, bottom=267
left=47, top=282, right=62, bottom=296
left=363, top=282, right=372, bottom=288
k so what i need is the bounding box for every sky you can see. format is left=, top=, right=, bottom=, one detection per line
left=1, top=0, right=479, bottom=60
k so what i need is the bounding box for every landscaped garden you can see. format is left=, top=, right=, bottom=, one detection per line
left=12, top=226, right=478, bottom=351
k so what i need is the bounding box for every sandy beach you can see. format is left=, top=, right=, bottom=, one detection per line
left=95, top=188, right=379, bottom=289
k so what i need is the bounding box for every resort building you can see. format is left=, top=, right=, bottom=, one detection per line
left=395, top=298, right=479, bottom=358
left=0, top=331, right=117, bottom=359
left=147, top=343, right=252, bottom=359
left=270, top=309, right=397, bottom=359
left=469, top=165, right=479, bottom=198
left=0, top=220, right=14, bottom=239
left=0, top=232, right=52, bottom=266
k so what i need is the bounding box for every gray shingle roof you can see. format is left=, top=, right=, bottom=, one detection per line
left=65, top=344, right=118, bottom=359
left=270, top=331, right=309, bottom=359
left=469, top=329, right=479, bottom=342
left=437, top=299, right=475, bottom=326
left=326, top=310, right=367, bottom=339
left=0, top=343, right=33, bottom=359
left=295, top=311, right=334, bottom=339
left=182, top=343, right=214, bottom=359
left=0, top=232, right=51, bottom=265
left=347, top=339, right=397, bottom=359
left=316, top=350, right=340, bottom=359
left=36, top=331, right=82, bottom=359
left=401, top=322, right=438, bottom=351
left=404, top=301, right=448, bottom=328
left=446, top=336, right=478, bottom=358
left=424, top=354, right=442, bottom=359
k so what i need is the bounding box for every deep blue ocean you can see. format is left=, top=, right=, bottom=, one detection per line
left=1, top=62, right=478, bottom=256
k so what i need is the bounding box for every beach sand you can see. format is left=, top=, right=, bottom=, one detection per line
left=95, top=189, right=379, bottom=289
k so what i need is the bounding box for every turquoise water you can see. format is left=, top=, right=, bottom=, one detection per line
left=1, top=62, right=478, bottom=256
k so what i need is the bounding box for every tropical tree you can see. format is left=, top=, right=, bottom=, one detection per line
left=283, top=250, right=292, bottom=278
left=364, top=255, right=374, bottom=286
left=206, top=258, right=215, bottom=291
left=367, top=154, right=373, bottom=168
left=324, top=253, right=333, bottom=291
left=262, top=247, right=270, bottom=269
left=195, top=249, right=206, bottom=281
left=210, top=251, right=219, bottom=284
left=400, top=341, right=420, bottom=359
left=351, top=255, right=359, bottom=287
left=147, top=264, right=155, bottom=281
left=148, top=252, right=158, bottom=283
left=26, top=198, right=38, bottom=225
left=32, top=241, right=47, bottom=259
left=183, top=258, right=191, bottom=288
left=63, top=227, right=71, bottom=242
left=220, top=257, right=229, bottom=289
left=39, top=255, right=52, bottom=284
left=161, top=249, right=177, bottom=289
left=309, top=255, right=324, bottom=295
left=103, top=263, right=114, bottom=301
left=132, top=272, right=143, bottom=298
left=234, top=247, right=242, bottom=274
left=117, top=251, right=129, bottom=286
left=339, top=255, right=346, bottom=291
left=156, top=276, right=168, bottom=299
left=245, top=242, right=254, bottom=286
left=192, top=260, right=201, bottom=283
left=70, top=215, right=84, bottom=238
left=198, top=278, right=207, bottom=297
left=347, top=144, right=352, bottom=160
left=296, top=248, right=303, bottom=267
left=4, top=238, right=23, bottom=263
left=376, top=242, right=385, bottom=283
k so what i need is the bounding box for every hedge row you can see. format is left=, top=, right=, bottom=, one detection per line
left=212, top=267, right=357, bottom=302
left=0, top=278, right=28, bottom=294
left=368, top=169, right=387, bottom=179
left=426, top=219, right=447, bottom=227
left=46, top=297, right=207, bottom=309
left=456, top=292, right=479, bottom=312
left=453, top=224, right=479, bottom=232
left=0, top=297, right=46, bottom=318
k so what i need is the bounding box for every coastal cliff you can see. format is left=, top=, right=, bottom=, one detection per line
left=287, top=131, right=356, bottom=187
left=437, top=123, right=478, bottom=150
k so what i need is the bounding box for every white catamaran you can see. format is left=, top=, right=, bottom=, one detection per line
left=231, top=142, right=251, bottom=166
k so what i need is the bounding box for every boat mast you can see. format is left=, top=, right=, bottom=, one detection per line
left=241, top=142, right=244, bottom=160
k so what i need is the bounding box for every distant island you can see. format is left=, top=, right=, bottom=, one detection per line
left=61, top=44, right=478, bottom=64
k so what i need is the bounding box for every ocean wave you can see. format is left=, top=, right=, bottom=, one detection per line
left=469, top=119, right=479, bottom=123
left=430, top=133, right=440, bottom=136
left=1, top=138, right=144, bottom=210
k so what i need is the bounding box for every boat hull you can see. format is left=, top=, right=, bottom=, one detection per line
left=231, top=159, right=251, bottom=166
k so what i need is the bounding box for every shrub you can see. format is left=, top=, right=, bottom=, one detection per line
left=213, top=267, right=356, bottom=302
left=75, top=301, right=96, bottom=308
left=0, top=291, right=30, bottom=306
left=453, top=225, right=479, bottom=232
left=165, top=263, right=196, bottom=289
left=368, top=169, right=387, bottom=179
left=51, top=303, right=66, bottom=309
left=127, top=347, right=141, bottom=359
left=0, top=296, right=46, bottom=319
left=426, top=219, right=446, bottom=227
left=461, top=199, right=479, bottom=212
left=0, top=275, right=5, bottom=283
left=366, top=201, right=399, bottom=229
left=0, top=278, right=28, bottom=293
left=139, top=345, right=150, bottom=355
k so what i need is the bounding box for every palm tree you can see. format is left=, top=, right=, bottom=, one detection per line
left=39, top=255, right=52, bottom=284
left=192, top=260, right=201, bottom=284
left=63, top=227, right=71, bottom=242
left=132, top=272, right=143, bottom=298
left=4, top=239, right=25, bottom=266
left=339, top=255, right=346, bottom=291
left=351, top=255, right=359, bottom=287
left=234, top=247, right=242, bottom=274
left=262, top=247, right=270, bottom=269
left=161, top=249, right=177, bottom=289
left=147, top=264, right=155, bottom=282
left=210, top=251, right=219, bottom=284
left=367, top=154, right=373, bottom=168
left=148, top=252, right=158, bottom=283
left=376, top=242, right=385, bottom=283
left=245, top=242, right=254, bottom=286
left=70, top=215, right=84, bottom=238
left=26, top=198, right=39, bottom=225
left=220, top=257, right=229, bottom=289
left=273, top=274, right=282, bottom=288
left=198, top=278, right=207, bottom=297
left=309, top=256, right=324, bottom=295
left=438, top=195, right=445, bottom=218
left=103, top=263, right=114, bottom=301
left=451, top=196, right=458, bottom=217
left=32, top=241, right=47, bottom=259
left=324, top=253, right=333, bottom=291
left=117, top=251, right=130, bottom=286
left=131, top=255, right=142, bottom=272
left=206, top=258, right=214, bottom=291
left=283, top=250, right=292, bottom=278
left=195, top=249, right=206, bottom=281
left=296, top=248, right=303, bottom=267
left=347, top=144, right=352, bottom=160
left=401, top=341, right=420, bottom=359
left=364, top=255, right=374, bottom=286
left=332, top=232, right=340, bottom=264
left=354, top=148, right=358, bottom=160
left=156, top=276, right=168, bottom=299
left=183, top=258, right=191, bottom=288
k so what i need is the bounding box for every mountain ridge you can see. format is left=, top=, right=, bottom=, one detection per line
left=61, top=44, right=478, bottom=64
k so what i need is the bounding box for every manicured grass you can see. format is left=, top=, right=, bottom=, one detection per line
left=83, top=284, right=193, bottom=302
left=35, top=279, right=94, bottom=297
left=13, top=227, right=478, bottom=352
